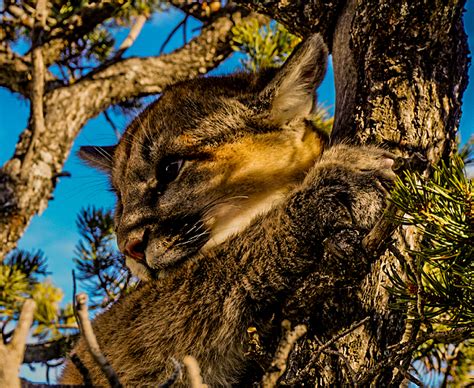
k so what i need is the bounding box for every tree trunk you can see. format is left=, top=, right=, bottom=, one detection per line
left=237, top=0, right=469, bottom=385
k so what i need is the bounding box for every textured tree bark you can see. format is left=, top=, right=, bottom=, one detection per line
left=0, top=12, right=247, bottom=260
left=237, top=0, right=469, bottom=385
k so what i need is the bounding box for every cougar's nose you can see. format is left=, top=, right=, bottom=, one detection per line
left=121, top=229, right=148, bottom=262
left=124, top=238, right=146, bottom=261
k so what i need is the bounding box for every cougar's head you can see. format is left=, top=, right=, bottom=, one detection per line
left=79, top=34, right=328, bottom=280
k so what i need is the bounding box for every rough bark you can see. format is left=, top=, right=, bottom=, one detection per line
left=0, top=11, right=249, bottom=260
left=237, top=0, right=469, bottom=385
left=238, top=0, right=345, bottom=43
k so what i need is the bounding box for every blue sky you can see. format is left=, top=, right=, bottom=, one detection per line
left=0, top=4, right=472, bottom=382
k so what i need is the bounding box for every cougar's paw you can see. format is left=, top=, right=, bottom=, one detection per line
left=322, top=144, right=397, bottom=185
left=313, top=145, right=398, bottom=230
left=328, top=145, right=397, bottom=196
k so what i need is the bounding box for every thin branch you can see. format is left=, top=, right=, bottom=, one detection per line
left=103, top=110, right=121, bottom=140
left=70, top=353, right=93, bottom=387
left=0, top=46, right=32, bottom=95
left=320, top=347, right=357, bottom=385
left=182, top=13, right=188, bottom=45
left=112, top=14, right=147, bottom=59
left=75, top=292, right=122, bottom=388
left=168, top=0, right=223, bottom=22
left=4, top=4, right=33, bottom=28
left=9, top=300, right=36, bottom=353
left=261, top=320, right=307, bottom=388
left=396, top=365, right=425, bottom=387
left=42, top=0, right=126, bottom=45
left=159, top=14, right=188, bottom=54
left=183, top=355, right=207, bottom=388
left=23, top=334, right=79, bottom=364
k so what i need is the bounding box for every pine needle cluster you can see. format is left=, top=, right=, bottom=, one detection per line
left=389, top=154, right=473, bottom=327
left=73, top=207, right=137, bottom=309
left=388, top=151, right=473, bottom=385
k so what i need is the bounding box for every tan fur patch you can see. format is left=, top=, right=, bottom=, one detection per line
left=201, top=124, right=324, bottom=251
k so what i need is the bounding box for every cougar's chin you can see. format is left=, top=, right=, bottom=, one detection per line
left=144, top=237, right=194, bottom=272
left=125, top=257, right=152, bottom=281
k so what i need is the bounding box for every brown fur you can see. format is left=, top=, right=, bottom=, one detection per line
left=62, top=35, right=395, bottom=386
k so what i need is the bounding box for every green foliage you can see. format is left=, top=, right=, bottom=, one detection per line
left=387, top=152, right=473, bottom=387
left=0, top=250, right=65, bottom=338
left=389, top=153, right=473, bottom=327
left=74, top=207, right=136, bottom=308
left=231, top=19, right=301, bottom=71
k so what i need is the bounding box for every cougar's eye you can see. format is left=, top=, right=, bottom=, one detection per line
left=158, top=158, right=184, bottom=184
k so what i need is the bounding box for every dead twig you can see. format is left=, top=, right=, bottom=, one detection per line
left=183, top=355, right=207, bottom=388
left=75, top=292, right=123, bottom=388
left=0, top=299, right=36, bottom=388
left=23, top=333, right=79, bottom=363
left=261, top=320, right=307, bottom=388
left=113, top=14, right=147, bottom=59
left=70, top=353, right=93, bottom=387
left=362, top=203, right=400, bottom=255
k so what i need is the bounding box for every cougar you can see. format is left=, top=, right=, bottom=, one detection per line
left=60, top=34, right=396, bottom=386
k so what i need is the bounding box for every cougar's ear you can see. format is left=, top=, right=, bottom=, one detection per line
left=78, top=145, right=116, bottom=173
left=259, top=34, right=328, bottom=125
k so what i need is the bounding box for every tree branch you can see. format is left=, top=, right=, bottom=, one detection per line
left=234, top=0, right=345, bottom=41
left=1, top=0, right=130, bottom=93
left=23, top=334, right=79, bottom=364
left=75, top=293, right=122, bottom=388
left=356, top=327, right=473, bottom=385
left=21, top=0, right=48, bottom=178
left=72, top=12, right=239, bottom=111
left=42, top=0, right=126, bottom=46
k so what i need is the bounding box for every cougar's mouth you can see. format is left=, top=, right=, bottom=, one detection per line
left=122, top=216, right=211, bottom=279
left=125, top=240, right=194, bottom=280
